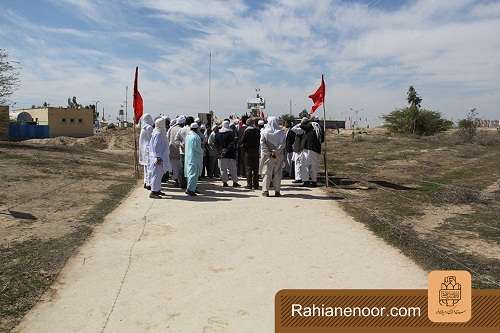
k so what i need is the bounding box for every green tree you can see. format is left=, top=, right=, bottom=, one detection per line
left=280, top=114, right=295, bottom=126
left=0, top=49, right=20, bottom=105
left=407, top=86, right=422, bottom=134
left=382, top=86, right=452, bottom=136
left=407, top=86, right=422, bottom=108
left=298, top=109, right=309, bottom=119
left=383, top=108, right=452, bottom=136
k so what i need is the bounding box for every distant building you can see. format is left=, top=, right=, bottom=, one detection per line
left=12, top=107, right=94, bottom=138
left=477, top=119, right=500, bottom=128
left=247, top=89, right=266, bottom=118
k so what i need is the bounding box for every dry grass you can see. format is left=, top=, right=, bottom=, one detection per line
left=0, top=129, right=137, bottom=332
left=324, top=128, right=500, bottom=288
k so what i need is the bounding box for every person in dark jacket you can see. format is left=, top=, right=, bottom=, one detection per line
left=284, top=120, right=295, bottom=179
left=215, top=120, right=240, bottom=187
left=300, top=118, right=322, bottom=187
left=237, top=115, right=249, bottom=177
left=240, top=118, right=261, bottom=189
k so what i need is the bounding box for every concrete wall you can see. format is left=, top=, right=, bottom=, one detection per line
left=47, top=107, right=93, bottom=138
left=15, top=107, right=94, bottom=138
left=25, top=108, right=49, bottom=125
left=0, top=106, right=9, bottom=140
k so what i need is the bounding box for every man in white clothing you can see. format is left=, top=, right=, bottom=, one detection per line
left=166, top=115, right=185, bottom=187
left=148, top=118, right=170, bottom=198
left=138, top=113, right=154, bottom=190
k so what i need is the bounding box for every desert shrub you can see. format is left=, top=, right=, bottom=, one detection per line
left=476, top=130, right=500, bottom=146
left=457, top=108, right=479, bottom=143
left=383, top=107, right=453, bottom=136
left=432, top=187, right=482, bottom=204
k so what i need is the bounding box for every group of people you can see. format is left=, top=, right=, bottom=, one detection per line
left=138, top=113, right=324, bottom=199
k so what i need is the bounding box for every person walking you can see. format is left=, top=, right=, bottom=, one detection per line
left=260, top=116, right=286, bottom=197
left=240, top=118, right=260, bottom=190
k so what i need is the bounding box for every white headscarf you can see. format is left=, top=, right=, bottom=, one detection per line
left=219, top=120, right=232, bottom=133
left=176, top=115, right=186, bottom=126
left=153, top=117, right=167, bottom=136
left=262, top=116, right=285, bottom=147
left=141, top=113, right=154, bottom=129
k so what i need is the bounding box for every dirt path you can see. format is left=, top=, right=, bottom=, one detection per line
left=15, top=180, right=427, bottom=332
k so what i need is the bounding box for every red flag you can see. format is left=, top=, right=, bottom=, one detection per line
left=308, top=74, right=325, bottom=114
left=133, top=66, right=143, bottom=124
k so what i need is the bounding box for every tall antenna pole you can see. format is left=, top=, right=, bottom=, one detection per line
left=125, top=85, right=128, bottom=123
left=208, top=51, right=212, bottom=113
left=289, top=97, right=292, bottom=115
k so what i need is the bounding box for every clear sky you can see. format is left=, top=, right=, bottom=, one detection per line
left=1, top=0, right=499, bottom=124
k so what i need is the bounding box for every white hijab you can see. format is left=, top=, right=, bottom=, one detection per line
left=141, top=113, right=154, bottom=129
left=262, top=116, right=286, bottom=147
left=153, top=117, right=166, bottom=137
left=219, top=120, right=232, bottom=133
left=176, top=115, right=186, bottom=126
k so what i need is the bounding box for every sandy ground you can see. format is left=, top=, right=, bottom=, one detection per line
left=15, top=180, right=427, bottom=333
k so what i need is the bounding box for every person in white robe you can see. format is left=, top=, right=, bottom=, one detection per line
left=166, top=115, right=185, bottom=187
left=260, top=116, right=286, bottom=197
left=291, top=120, right=306, bottom=184
left=175, top=116, right=195, bottom=189
left=138, top=114, right=154, bottom=190
left=184, top=123, right=204, bottom=196
left=148, top=118, right=170, bottom=199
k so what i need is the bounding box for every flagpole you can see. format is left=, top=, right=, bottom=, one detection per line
left=133, top=113, right=139, bottom=179
left=208, top=51, right=211, bottom=113
left=132, top=67, right=139, bottom=180
left=323, top=94, right=328, bottom=188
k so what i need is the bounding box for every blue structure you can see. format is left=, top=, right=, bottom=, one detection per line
left=9, top=124, right=50, bottom=140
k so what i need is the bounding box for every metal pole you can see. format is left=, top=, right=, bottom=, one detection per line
left=132, top=113, right=139, bottom=179
left=208, top=51, right=211, bottom=113
left=125, top=86, right=128, bottom=124
left=323, top=98, right=328, bottom=188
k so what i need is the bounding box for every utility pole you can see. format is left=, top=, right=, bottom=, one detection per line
left=125, top=86, right=128, bottom=124
left=208, top=51, right=212, bottom=113
left=289, top=98, right=292, bottom=115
